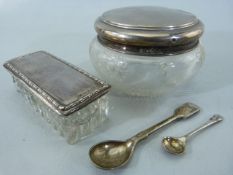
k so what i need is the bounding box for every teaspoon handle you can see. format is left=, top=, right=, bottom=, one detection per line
left=130, top=115, right=178, bottom=143
left=184, top=114, right=223, bottom=140
left=129, top=102, right=200, bottom=143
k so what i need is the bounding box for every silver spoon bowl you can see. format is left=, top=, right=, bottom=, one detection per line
left=162, top=115, right=223, bottom=154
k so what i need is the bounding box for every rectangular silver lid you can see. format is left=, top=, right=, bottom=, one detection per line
left=3, top=51, right=111, bottom=116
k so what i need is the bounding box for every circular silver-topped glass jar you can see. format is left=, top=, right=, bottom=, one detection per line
left=90, top=6, right=204, bottom=97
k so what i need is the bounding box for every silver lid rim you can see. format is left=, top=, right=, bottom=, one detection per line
left=95, top=19, right=204, bottom=47
left=97, top=36, right=199, bottom=56
left=95, top=6, right=204, bottom=47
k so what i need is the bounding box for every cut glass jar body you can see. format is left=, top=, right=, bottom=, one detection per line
left=13, top=76, right=108, bottom=144
left=90, top=37, right=204, bottom=97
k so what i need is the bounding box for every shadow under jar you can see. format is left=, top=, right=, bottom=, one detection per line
left=89, top=6, right=205, bottom=97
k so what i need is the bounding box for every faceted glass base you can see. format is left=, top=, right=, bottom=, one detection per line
left=13, top=76, right=109, bottom=144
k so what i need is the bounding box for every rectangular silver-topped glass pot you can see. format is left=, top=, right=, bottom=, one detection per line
left=3, top=51, right=111, bottom=144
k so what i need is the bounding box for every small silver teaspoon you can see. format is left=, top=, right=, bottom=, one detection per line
left=162, top=115, right=223, bottom=155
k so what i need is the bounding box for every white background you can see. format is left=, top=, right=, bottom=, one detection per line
left=0, top=0, right=233, bottom=175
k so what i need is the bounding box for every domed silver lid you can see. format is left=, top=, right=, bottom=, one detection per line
left=95, top=6, right=204, bottom=49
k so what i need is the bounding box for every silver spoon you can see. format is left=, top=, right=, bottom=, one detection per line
left=162, top=114, right=223, bottom=155
left=89, top=103, right=200, bottom=169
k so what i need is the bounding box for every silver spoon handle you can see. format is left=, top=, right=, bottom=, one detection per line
left=129, top=103, right=200, bottom=143
left=184, top=114, right=223, bottom=139
left=130, top=115, right=178, bottom=143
